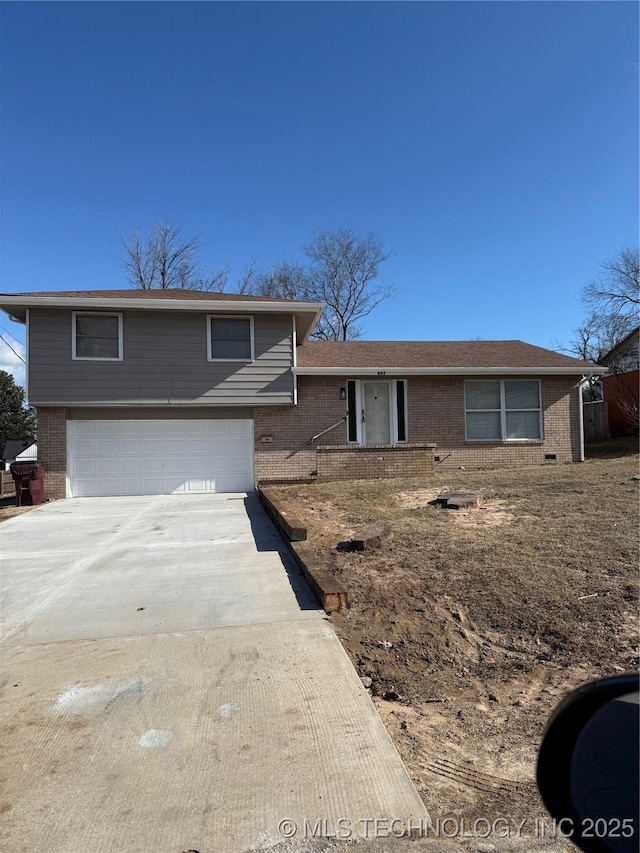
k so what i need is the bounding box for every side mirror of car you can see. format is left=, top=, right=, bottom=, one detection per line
left=537, top=673, right=639, bottom=853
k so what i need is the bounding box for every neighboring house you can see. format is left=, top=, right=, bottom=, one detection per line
left=599, top=326, right=640, bottom=436
left=2, top=439, right=37, bottom=471
left=0, top=289, right=600, bottom=500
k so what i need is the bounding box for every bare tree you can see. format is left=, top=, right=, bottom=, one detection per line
left=555, top=248, right=639, bottom=404
left=304, top=228, right=395, bottom=340
left=553, top=314, right=635, bottom=401
left=583, top=246, right=639, bottom=321
left=243, top=230, right=394, bottom=339
left=235, top=258, right=260, bottom=295
left=122, top=221, right=228, bottom=291
left=122, top=223, right=395, bottom=337
left=254, top=262, right=312, bottom=301
left=618, top=396, right=640, bottom=431
left=191, top=266, right=229, bottom=293
left=556, top=312, right=636, bottom=365
left=555, top=248, right=639, bottom=362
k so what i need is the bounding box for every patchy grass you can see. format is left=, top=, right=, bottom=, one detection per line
left=269, top=440, right=639, bottom=828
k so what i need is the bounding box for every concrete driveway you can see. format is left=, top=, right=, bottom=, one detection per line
left=0, top=495, right=428, bottom=853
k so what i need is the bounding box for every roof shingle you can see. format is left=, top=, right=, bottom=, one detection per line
left=296, top=340, right=597, bottom=369
left=11, top=288, right=303, bottom=304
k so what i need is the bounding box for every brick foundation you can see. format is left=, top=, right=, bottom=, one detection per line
left=316, top=444, right=435, bottom=480
left=36, top=406, right=67, bottom=500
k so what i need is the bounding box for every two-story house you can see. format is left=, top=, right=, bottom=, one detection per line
left=0, top=289, right=600, bottom=500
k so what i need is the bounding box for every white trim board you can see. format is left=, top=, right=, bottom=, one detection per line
left=293, top=366, right=603, bottom=377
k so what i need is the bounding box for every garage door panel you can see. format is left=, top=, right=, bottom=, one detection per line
left=120, top=439, right=142, bottom=455
left=142, top=477, right=166, bottom=492
left=228, top=439, right=252, bottom=453
left=141, top=458, right=164, bottom=474
left=160, top=439, right=183, bottom=455
left=83, top=477, right=119, bottom=496
left=164, top=458, right=188, bottom=476
left=184, top=478, right=207, bottom=492
left=97, top=460, right=119, bottom=475
left=68, top=419, right=253, bottom=497
left=75, top=459, right=97, bottom=476
left=143, top=439, right=166, bottom=455
left=75, top=439, right=98, bottom=455
left=120, top=459, right=142, bottom=475
left=98, top=440, right=120, bottom=455
left=95, top=423, right=121, bottom=437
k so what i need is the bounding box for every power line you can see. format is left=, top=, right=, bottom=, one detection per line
left=0, top=334, right=26, bottom=364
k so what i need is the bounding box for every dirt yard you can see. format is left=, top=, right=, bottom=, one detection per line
left=0, top=495, right=38, bottom=523
left=268, top=438, right=639, bottom=837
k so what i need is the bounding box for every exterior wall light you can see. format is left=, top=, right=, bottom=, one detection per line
left=340, top=387, right=347, bottom=400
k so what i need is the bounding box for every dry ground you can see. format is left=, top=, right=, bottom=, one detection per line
left=0, top=494, right=38, bottom=523
left=268, top=438, right=639, bottom=837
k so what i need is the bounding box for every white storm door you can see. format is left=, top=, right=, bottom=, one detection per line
left=363, top=382, right=391, bottom=445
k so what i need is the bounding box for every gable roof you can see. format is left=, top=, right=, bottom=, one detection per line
left=2, top=439, right=36, bottom=461
left=0, top=288, right=325, bottom=343
left=11, top=289, right=300, bottom=303
left=295, top=340, right=601, bottom=376
left=599, top=325, right=640, bottom=366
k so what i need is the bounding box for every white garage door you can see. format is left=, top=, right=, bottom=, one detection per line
left=67, top=419, right=254, bottom=497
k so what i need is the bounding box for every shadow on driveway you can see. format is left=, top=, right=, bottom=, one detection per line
left=243, top=493, right=319, bottom=613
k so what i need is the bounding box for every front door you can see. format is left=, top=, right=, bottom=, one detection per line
left=363, top=382, right=391, bottom=444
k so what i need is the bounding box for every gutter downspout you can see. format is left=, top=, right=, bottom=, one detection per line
left=292, top=315, right=298, bottom=405
left=25, top=308, right=30, bottom=405
left=578, top=375, right=589, bottom=463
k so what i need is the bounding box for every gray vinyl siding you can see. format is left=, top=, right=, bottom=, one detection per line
left=28, top=309, right=294, bottom=406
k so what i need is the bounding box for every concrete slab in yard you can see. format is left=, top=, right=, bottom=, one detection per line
left=0, top=495, right=428, bottom=852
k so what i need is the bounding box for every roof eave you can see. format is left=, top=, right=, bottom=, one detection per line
left=0, top=295, right=326, bottom=330
left=296, top=305, right=325, bottom=343
left=293, top=366, right=604, bottom=376
left=598, top=325, right=640, bottom=365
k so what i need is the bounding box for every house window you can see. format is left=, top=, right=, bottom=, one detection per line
left=465, top=380, right=542, bottom=441
left=208, top=316, right=254, bottom=361
left=346, top=379, right=408, bottom=444
left=73, top=312, right=122, bottom=360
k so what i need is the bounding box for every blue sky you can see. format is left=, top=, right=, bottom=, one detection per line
left=1, top=1, right=638, bottom=384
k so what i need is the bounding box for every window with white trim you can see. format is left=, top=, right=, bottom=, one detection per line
left=207, top=315, right=254, bottom=361
left=465, top=380, right=542, bottom=441
left=73, top=312, right=123, bottom=360
left=346, top=379, right=408, bottom=444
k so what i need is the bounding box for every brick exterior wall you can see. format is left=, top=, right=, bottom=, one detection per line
left=406, top=375, right=582, bottom=469
left=317, top=444, right=435, bottom=481
left=254, top=378, right=347, bottom=481
left=254, top=375, right=582, bottom=482
left=36, top=376, right=582, bottom=495
left=36, top=406, right=67, bottom=500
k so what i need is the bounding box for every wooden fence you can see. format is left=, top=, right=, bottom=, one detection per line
left=0, top=471, right=15, bottom=496
left=583, top=400, right=610, bottom=442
